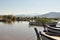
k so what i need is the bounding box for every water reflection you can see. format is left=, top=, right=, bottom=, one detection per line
left=0, top=21, right=43, bottom=40
left=0, top=21, right=19, bottom=24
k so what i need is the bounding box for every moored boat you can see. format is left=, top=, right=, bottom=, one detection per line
left=34, top=28, right=56, bottom=40
left=43, top=23, right=60, bottom=36
left=34, top=22, right=60, bottom=40
left=29, top=22, right=57, bottom=26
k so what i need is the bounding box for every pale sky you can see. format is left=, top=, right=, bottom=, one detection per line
left=0, top=0, right=60, bottom=15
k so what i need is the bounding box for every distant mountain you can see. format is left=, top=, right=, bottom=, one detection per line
left=38, top=12, right=60, bottom=18
left=15, top=12, right=60, bottom=18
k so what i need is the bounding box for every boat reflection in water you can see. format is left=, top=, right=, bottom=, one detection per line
left=0, top=19, right=20, bottom=24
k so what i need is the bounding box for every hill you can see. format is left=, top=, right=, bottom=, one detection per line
left=38, top=12, right=60, bottom=18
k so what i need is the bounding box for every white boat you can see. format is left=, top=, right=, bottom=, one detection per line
left=56, top=21, right=60, bottom=27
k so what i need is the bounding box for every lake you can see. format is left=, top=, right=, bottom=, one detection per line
left=0, top=21, right=44, bottom=40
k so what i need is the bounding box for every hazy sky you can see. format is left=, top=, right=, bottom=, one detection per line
left=0, top=0, right=60, bottom=15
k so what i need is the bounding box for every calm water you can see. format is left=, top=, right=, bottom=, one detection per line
left=0, top=21, right=44, bottom=40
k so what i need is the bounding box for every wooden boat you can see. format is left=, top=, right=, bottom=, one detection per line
left=34, top=28, right=56, bottom=40
left=39, top=31, right=56, bottom=40
left=42, top=23, right=60, bottom=36
left=47, top=22, right=57, bottom=27
left=39, top=31, right=60, bottom=40
left=29, top=22, right=57, bottom=26
left=33, top=21, right=60, bottom=40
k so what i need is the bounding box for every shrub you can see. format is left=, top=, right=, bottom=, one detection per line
left=35, top=18, right=52, bottom=23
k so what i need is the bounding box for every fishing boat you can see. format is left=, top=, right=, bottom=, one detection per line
left=43, top=24, right=60, bottom=35
left=29, top=22, right=57, bottom=26
left=34, top=22, right=60, bottom=40
left=34, top=28, right=56, bottom=40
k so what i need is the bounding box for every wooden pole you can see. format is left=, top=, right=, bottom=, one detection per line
left=34, top=28, right=40, bottom=40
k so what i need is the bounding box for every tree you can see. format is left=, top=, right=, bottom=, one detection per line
left=35, top=18, right=52, bottom=23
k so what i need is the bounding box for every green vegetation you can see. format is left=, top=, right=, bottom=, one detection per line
left=0, top=15, right=59, bottom=22
left=35, top=18, right=52, bottom=23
